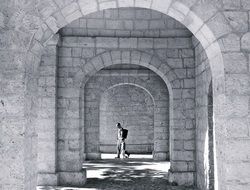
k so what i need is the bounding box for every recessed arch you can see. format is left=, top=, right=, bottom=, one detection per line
left=75, top=50, right=177, bottom=94
left=76, top=50, right=176, bottom=158
left=79, top=55, right=173, bottom=161
left=97, top=81, right=170, bottom=160
left=29, top=1, right=228, bottom=189
left=99, top=83, right=156, bottom=156
left=32, top=0, right=225, bottom=81
left=104, top=83, right=157, bottom=107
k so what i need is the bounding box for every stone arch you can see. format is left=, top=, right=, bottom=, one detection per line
left=104, top=83, right=157, bottom=107
left=74, top=50, right=178, bottom=91
left=82, top=73, right=170, bottom=160
left=76, top=50, right=175, bottom=154
left=99, top=83, right=155, bottom=156
left=74, top=49, right=197, bottom=185
left=31, top=0, right=226, bottom=81
left=27, top=1, right=229, bottom=189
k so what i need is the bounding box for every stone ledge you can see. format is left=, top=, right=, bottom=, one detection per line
left=153, top=152, right=169, bottom=161
left=58, top=171, right=87, bottom=187
left=86, top=152, right=102, bottom=160
left=37, top=173, right=58, bottom=186
left=61, top=36, right=192, bottom=49
left=168, top=171, right=194, bottom=186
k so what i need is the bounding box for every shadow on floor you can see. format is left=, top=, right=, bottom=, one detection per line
left=37, top=158, right=196, bottom=190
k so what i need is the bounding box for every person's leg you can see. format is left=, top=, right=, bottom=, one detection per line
left=123, top=141, right=130, bottom=158
left=116, top=140, right=121, bottom=158
left=125, top=151, right=130, bottom=157
left=121, top=141, right=125, bottom=158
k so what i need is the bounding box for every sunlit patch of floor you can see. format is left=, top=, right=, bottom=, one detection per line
left=101, top=153, right=153, bottom=159
left=37, top=154, right=197, bottom=190
left=85, top=154, right=170, bottom=180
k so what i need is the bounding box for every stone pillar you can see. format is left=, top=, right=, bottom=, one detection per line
left=0, top=45, right=40, bottom=189
left=0, top=52, right=28, bottom=189
left=37, top=34, right=60, bottom=186
left=56, top=38, right=86, bottom=186
left=82, top=83, right=102, bottom=160
left=153, top=99, right=169, bottom=161
left=168, top=88, right=196, bottom=186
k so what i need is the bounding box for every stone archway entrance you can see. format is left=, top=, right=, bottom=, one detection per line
left=3, top=1, right=229, bottom=190
left=83, top=64, right=170, bottom=161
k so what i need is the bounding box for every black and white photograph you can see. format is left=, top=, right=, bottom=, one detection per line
left=0, top=0, right=250, bottom=190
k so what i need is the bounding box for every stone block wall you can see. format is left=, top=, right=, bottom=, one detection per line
left=33, top=7, right=197, bottom=186
left=2, top=1, right=250, bottom=190
left=100, top=84, right=155, bottom=154
left=84, top=67, right=169, bottom=155
left=100, top=84, right=154, bottom=153
left=37, top=36, right=59, bottom=185
left=60, top=8, right=191, bottom=38
left=193, top=36, right=213, bottom=190
left=57, top=34, right=196, bottom=183
left=0, top=51, right=36, bottom=189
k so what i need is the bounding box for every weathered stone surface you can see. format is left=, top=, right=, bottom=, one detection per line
left=37, top=173, right=58, bottom=186
left=119, top=38, right=137, bottom=48
left=1, top=2, right=250, bottom=190
left=241, top=32, right=250, bottom=51
left=85, top=69, right=170, bottom=159
left=78, top=0, right=98, bottom=15
left=96, top=37, right=118, bottom=48
left=224, top=11, right=248, bottom=33
left=60, top=7, right=192, bottom=38
left=206, top=13, right=232, bottom=39
left=168, top=171, right=194, bottom=186
left=226, top=74, right=250, bottom=95
left=222, top=0, right=241, bottom=10
left=226, top=163, right=250, bottom=184
left=58, top=171, right=86, bottom=186
left=224, top=53, right=248, bottom=73
left=218, top=33, right=240, bottom=52
left=242, top=0, right=250, bottom=9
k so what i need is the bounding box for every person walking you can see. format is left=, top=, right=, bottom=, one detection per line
left=115, top=122, right=130, bottom=159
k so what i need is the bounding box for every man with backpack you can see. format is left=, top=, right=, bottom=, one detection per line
left=115, top=122, right=130, bottom=159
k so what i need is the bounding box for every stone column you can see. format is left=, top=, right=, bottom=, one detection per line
left=0, top=36, right=40, bottom=190
left=0, top=53, right=30, bottom=189
left=168, top=88, right=196, bottom=186
left=153, top=98, right=169, bottom=161
left=56, top=37, right=86, bottom=186
left=37, top=34, right=60, bottom=186
left=84, top=86, right=102, bottom=160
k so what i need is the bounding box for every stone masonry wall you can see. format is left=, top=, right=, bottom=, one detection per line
left=193, top=37, right=213, bottom=190
left=60, top=8, right=191, bottom=38
left=57, top=34, right=196, bottom=183
left=34, top=8, right=197, bottom=185
left=83, top=68, right=169, bottom=159
left=37, top=37, right=59, bottom=186
left=100, top=84, right=154, bottom=153
left=2, top=1, right=250, bottom=190
left=84, top=67, right=169, bottom=155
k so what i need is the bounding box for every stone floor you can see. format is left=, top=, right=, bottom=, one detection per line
left=37, top=155, right=197, bottom=190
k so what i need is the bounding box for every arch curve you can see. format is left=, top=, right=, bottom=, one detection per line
left=75, top=50, right=177, bottom=94
left=82, top=69, right=170, bottom=160
left=30, top=1, right=228, bottom=189
left=103, top=83, right=156, bottom=107
left=31, top=0, right=225, bottom=82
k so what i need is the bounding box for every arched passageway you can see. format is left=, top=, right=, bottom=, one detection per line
left=84, top=65, right=169, bottom=160
left=2, top=1, right=234, bottom=190
left=36, top=5, right=217, bottom=188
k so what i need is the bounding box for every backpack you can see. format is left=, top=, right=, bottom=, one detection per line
left=122, top=128, right=128, bottom=139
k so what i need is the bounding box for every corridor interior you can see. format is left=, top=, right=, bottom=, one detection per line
left=37, top=7, right=213, bottom=190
